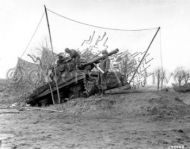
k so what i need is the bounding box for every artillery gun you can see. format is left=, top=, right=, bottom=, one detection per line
left=27, top=49, right=123, bottom=106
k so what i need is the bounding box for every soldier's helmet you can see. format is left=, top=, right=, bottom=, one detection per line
left=102, top=50, right=108, bottom=55
left=65, top=48, right=70, bottom=53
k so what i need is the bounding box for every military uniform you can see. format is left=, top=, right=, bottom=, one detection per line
left=55, top=53, right=67, bottom=81
left=98, top=50, right=110, bottom=94
left=57, top=57, right=65, bottom=67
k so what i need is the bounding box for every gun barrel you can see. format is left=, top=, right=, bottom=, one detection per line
left=80, top=48, right=119, bottom=69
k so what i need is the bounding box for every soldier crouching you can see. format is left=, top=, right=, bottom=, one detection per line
left=65, top=48, right=81, bottom=70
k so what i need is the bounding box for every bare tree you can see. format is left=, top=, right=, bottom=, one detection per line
left=173, top=67, right=185, bottom=86
left=183, top=70, right=190, bottom=84
left=154, top=68, right=166, bottom=90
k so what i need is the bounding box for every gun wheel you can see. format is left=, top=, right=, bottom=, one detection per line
left=6, top=68, right=23, bottom=83
left=29, top=70, right=42, bottom=87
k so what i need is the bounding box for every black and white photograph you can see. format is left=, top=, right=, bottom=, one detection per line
left=0, top=0, right=190, bottom=148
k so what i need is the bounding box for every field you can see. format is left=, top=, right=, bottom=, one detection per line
left=0, top=83, right=190, bottom=149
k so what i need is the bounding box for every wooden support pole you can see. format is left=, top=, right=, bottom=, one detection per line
left=48, top=83, right=55, bottom=105
left=44, top=5, right=61, bottom=104
left=129, top=27, right=160, bottom=84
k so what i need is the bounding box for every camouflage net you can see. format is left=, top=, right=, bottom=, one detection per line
left=5, top=8, right=161, bottom=103
left=6, top=47, right=56, bottom=100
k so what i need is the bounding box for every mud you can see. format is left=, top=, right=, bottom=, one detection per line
left=0, top=90, right=190, bottom=149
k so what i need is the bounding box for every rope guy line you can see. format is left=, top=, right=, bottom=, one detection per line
left=21, top=13, right=45, bottom=58
left=47, top=8, right=159, bottom=32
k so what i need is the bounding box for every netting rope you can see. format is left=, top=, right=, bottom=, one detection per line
left=20, top=13, right=45, bottom=58
left=47, top=8, right=159, bottom=32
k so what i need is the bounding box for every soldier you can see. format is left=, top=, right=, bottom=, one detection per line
left=54, top=53, right=67, bottom=81
left=65, top=48, right=80, bottom=69
left=56, top=53, right=66, bottom=66
left=98, top=50, right=110, bottom=95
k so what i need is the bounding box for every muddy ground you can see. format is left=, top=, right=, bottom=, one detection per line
left=0, top=88, right=190, bottom=149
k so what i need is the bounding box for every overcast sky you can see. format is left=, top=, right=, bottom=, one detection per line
left=0, top=0, right=190, bottom=78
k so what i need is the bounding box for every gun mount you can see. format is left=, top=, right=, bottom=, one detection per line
left=79, top=48, right=119, bottom=69
left=26, top=49, right=123, bottom=106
